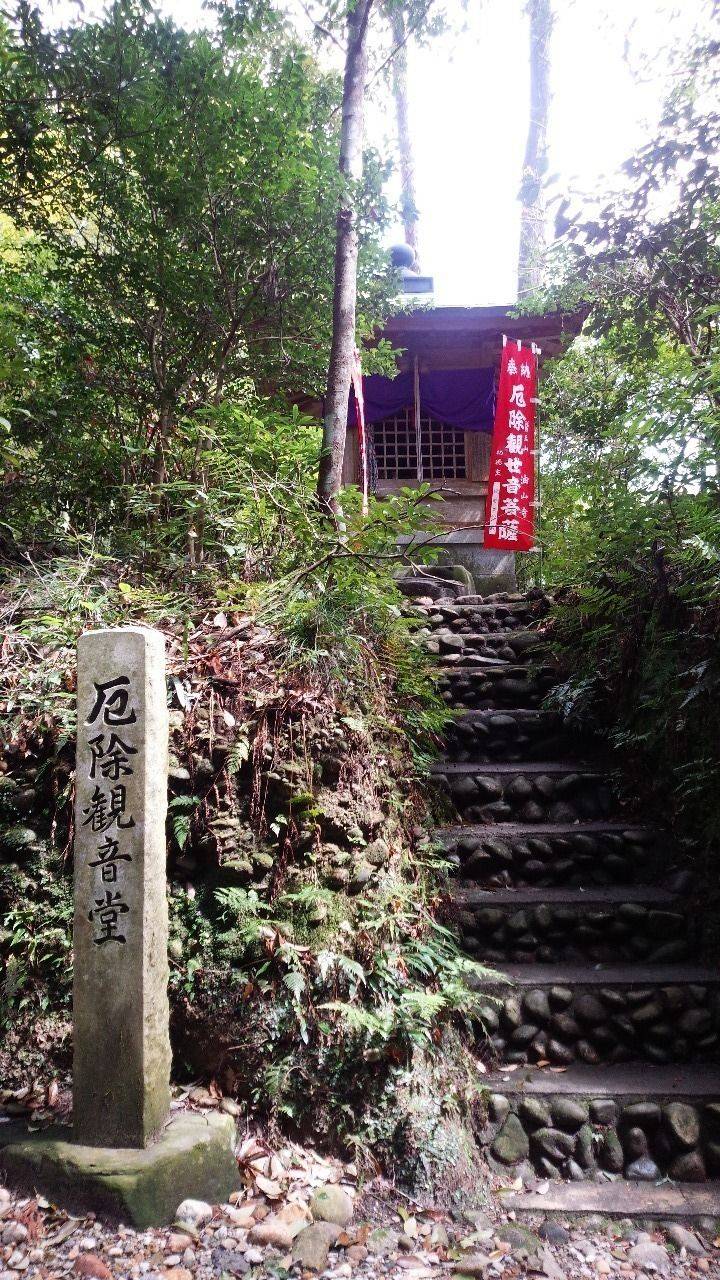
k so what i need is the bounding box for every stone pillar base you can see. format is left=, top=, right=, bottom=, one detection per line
left=0, top=1111, right=240, bottom=1228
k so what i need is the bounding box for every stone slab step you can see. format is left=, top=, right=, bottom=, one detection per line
left=492, top=963, right=719, bottom=988
left=431, top=761, right=602, bottom=775
left=416, top=602, right=544, bottom=617
left=438, top=659, right=516, bottom=671
left=455, top=885, right=679, bottom=908
left=438, top=820, right=654, bottom=838
left=487, top=1062, right=720, bottom=1098
left=438, top=663, right=554, bottom=674
left=454, top=595, right=546, bottom=607
left=498, top=1181, right=720, bottom=1220
left=453, top=709, right=561, bottom=722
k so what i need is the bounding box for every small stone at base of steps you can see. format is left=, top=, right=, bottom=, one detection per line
left=665, top=1223, right=708, bottom=1255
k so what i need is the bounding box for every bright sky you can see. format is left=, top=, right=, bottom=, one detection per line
left=46, top=0, right=709, bottom=306
left=378, top=0, right=707, bottom=304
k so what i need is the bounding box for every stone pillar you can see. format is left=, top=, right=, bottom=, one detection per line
left=73, top=627, right=171, bottom=1148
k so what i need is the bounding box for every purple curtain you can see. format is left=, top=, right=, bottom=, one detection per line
left=347, top=367, right=495, bottom=432
left=420, top=368, right=495, bottom=431
left=345, top=368, right=491, bottom=432
left=347, top=371, right=413, bottom=427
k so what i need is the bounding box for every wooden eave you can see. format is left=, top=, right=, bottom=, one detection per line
left=376, top=304, right=585, bottom=370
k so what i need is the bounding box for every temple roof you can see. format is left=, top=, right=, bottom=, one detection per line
left=379, top=304, right=584, bottom=370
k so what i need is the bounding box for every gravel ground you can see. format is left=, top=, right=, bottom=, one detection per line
left=2, top=1125, right=720, bottom=1280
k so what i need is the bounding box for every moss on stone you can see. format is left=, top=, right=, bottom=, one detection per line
left=0, top=1111, right=240, bottom=1227
left=491, top=1113, right=529, bottom=1165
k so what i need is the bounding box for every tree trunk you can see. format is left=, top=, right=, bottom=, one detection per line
left=152, top=401, right=173, bottom=488
left=389, top=6, right=419, bottom=262
left=517, top=0, right=552, bottom=300
left=317, top=0, right=374, bottom=514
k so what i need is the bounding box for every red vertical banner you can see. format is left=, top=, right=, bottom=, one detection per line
left=484, top=340, right=537, bottom=552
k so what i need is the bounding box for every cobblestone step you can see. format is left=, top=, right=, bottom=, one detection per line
left=426, top=631, right=547, bottom=662
left=421, top=586, right=716, bottom=1192
left=438, top=663, right=559, bottom=709
left=433, top=630, right=546, bottom=644
left=488, top=1061, right=720, bottom=1098
left=432, top=760, right=601, bottom=774
left=439, top=658, right=519, bottom=670
left=475, top=965, right=720, bottom=1067
left=457, top=884, right=679, bottom=906
left=491, top=961, right=720, bottom=987
left=452, top=885, right=692, bottom=965
left=413, top=599, right=551, bottom=633
left=483, top=1064, right=720, bottom=1183
left=436, top=821, right=660, bottom=887
left=444, top=707, right=583, bottom=763
left=435, top=760, right=617, bottom=824
left=439, top=820, right=654, bottom=838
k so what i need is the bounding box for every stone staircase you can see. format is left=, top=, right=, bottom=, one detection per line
left=410, top=581, right=720, bottom=1211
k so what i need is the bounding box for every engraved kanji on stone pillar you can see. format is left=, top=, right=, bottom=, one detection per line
left=73, top=627, right=171, bottom=1148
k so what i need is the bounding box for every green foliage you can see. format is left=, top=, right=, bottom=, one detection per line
left=253, top=483, right=447, bottom=750
left=517, top=24, right=720, bottom=907
left=546, top=505, right=720, bottom=850
left=0, top=0, right=489, bottom=1163
left=318, top=876, right=498, bottom=1055
left=0, top=859, right=73, bottom=1027
left=168, top=795, right=201, bottom=851
left=169, top=857, right=497, bottom=1133
left=0, top=769, right=72, bottom=1028
left=0, top=0, right=443, bottom=761
left=0, top=0, right=396, bottom=548
left=525, top=23, right=720, bottom=584
left=214, top=886, right=269, bottom=937
left=528, top=336, right=713, bottom=585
